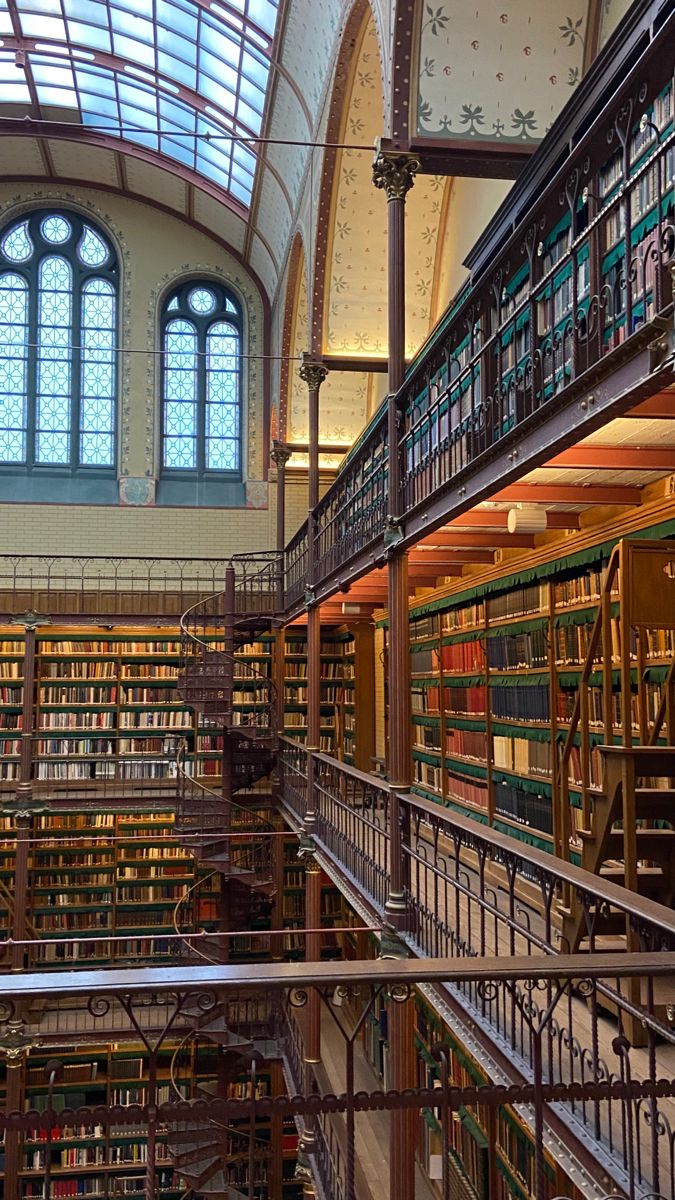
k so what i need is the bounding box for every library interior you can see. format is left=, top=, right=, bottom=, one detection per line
left=0, top=0, right=673, bottom=1197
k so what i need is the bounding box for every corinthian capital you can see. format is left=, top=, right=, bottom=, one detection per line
left=299, top=361, right=328, bottom=391
left=372, top=150, right=420, bottom=201
left=270, top=440, right=292, bottom=469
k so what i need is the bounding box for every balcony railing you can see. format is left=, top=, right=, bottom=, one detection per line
left=278, top=741, right=675, bottom=1198
left=282, top=6, right=674, bottom=607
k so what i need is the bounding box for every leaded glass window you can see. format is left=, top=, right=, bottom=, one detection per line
left=0, top=210, right=117, bottom=470
left=161, top=281, right=241, bottom=476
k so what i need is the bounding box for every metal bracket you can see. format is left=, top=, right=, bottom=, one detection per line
left=297, top=834, right=317, bottom=862
left=304, top=587, right=316, bottom=607
left=648, top=320, right=674, bottom=373
left=378, top=924, right=409, bottom=961
left=383, top=515, right=404, bottom=550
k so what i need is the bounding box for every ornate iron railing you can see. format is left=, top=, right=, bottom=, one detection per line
left=0, top=958, right=674, bottom=1200
left=0, top=554, right=232, bottom=619
left=280, top=11, right=674, bottom=605
left=284, top=525, right=309, bottom=609
left=278, top=744, right=675, bottom=1197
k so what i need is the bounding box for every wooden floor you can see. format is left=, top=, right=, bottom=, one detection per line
left=315, top=1009, right=437, bottom=1200
left=317, top=804, right=675, bottom=1198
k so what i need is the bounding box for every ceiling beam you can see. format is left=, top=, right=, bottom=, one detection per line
left=494, top=484, right=642, bottom=505
left=320, top=356, right=389, bottom=373
left=444, top=510, right=581, bottom=530
left=417, top=532, right=536, bottom=549
left=410, top=548, right=495, bottom=564
left=545, top=446, right=675, bottom=471
left=625, top=393, right=675, bottom=419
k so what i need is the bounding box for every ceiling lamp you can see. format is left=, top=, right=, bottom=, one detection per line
left=507, top=505, right=547, bottom=534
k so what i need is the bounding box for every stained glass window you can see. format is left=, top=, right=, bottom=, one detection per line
left=0, top=210, right=117, bottom=471
left=161, top=281, right=241, bottom=476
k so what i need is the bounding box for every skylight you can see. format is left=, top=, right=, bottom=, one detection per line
left=0, top=0, right=280, bottom=206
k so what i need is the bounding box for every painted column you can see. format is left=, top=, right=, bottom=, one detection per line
left=372, top=150, right=419, bottom=926
left=373, top=150, right=419, bottom=1200
left=298, top=362, right=328, bottom=832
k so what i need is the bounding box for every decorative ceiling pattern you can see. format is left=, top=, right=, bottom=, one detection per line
left=0, top=0, right=280, bottom=207
left=415, top=0, right=589, bottom=143
left=324, top=12, right=453, bottom=361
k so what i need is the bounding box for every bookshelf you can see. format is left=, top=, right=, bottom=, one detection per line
left=0, top=626, right=275, bottom=788
left=1, top=809, right=220, bottom=969
left=387, top=526, right=675, bottom=861
left=282, top=624, right=375, bottom=766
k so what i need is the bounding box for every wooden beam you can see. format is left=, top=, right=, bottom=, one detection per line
left=320, top=355, right=389, bottom=373
left=417, top=532, right=536, bottom=549
left=411, top=548, right=495, bottom=564
left=546, top=446, right=675, bottom=471
left=444, top=511, right=580, bottom=530
left=494, top=484, right=642, bottom=505
left=625, top=393, right=675, bottom=419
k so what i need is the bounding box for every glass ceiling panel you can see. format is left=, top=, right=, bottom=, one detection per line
left=0, top=0, right=280, bottom=207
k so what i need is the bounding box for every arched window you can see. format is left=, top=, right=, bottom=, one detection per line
left=161, top=281, right=242, bottom=478
left=0, top=211, right=117, bottom=473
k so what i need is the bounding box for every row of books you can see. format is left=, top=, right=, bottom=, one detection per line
left=40, top=640, right=182, bottom=654
left=493, top=735, right=551, bottom=778
left=39, top=686, right=117, bottom=703
left=445, top=728, right=488, bottom=762
left=487, top=630, right=548, bottom=670
left=439, top=640, right=484, bottom=673
left=494, top=781, right=553, bottom=835
left=41, top=662, right=117, bottom=679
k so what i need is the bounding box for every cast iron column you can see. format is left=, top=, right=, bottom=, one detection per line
left=373, top=149, right=419, bottom=1200
left=298, top=361, right=328, bottom=832
left=372, top=149, right=419, bottom=925
left=4, top=613, right=50, bottom=972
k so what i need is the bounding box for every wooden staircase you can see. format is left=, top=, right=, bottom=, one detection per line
left=556, top=540, right=675, bottom=1027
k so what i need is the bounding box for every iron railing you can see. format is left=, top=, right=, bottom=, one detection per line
left=281, top=10, right=674, bottom=608
left=278, top=742, right=675, bottom=1198
left=1, top=957, right=674, bottom=1200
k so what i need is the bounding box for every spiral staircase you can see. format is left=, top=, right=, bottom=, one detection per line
left=167, top=994, right=284, bottom=1198
left=170, top=555, right=288, bottom=1196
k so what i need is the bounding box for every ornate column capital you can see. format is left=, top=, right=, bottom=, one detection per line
left=299, top=361, right=328, bottom=391
left=372, top=148, right=420, bottom=202
left=271, top=440, right=292, bottom=469
left=0, top=1020, right=38, bottom=1064
left=10, top=611, right=52, bottom=631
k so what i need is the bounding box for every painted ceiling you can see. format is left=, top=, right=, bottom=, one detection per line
left=324, top=13, right=453, bottom=361
left=415, top=0, right=589, bottom=144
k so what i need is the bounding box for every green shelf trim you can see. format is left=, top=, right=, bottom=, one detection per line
left=493, top=820, right=553, bottom=854
left=413, top=749, right=442, bottom=766
left=554, top=602, right=619, bottom=627
left=445, top=716, right=486, bottom=730
left=438, top=795, right=490, bottom=824
left=412, top=714, right=442, bottom=727
left=410, top=636, right=440, bottom=652
left=489, top=672, right=549, bottom=687
left=493, top=769, right=553, bottom=797
left=557, top=665, right=670, bottom=688
left=440, top=674, right=485, bottom=687
left=487, top=616, right=548, bottom=637
left=412, top=677, right=441, bottom=690
left=446, top=757, right=488, bottom=781
left=491, top=721, right=551, bottom=743
left=458, top=1105, right=489, bottom=1149
left=408, top=523, right=675, bottom=618
left=441, top=629, right=485, bottom=645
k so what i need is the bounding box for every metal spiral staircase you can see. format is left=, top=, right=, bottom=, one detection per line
left=169, top=555, right=288, bottom=1196
left=167, top=995, right=284, bottom=1198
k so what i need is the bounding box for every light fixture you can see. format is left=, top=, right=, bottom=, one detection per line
left=507, top=505, right=547, bottom=534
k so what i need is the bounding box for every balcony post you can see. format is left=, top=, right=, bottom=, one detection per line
left=271, top=439, right=292, bottom=606
left=296, top=839, right=323, bottom=1175
left=299, top=361, right=328, bottom=832
left=373, top=149, right=418, bottom=931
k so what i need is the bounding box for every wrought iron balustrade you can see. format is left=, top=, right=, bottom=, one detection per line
left=0, top=957, right=674, bottom=1200
left=279, top=749, right=675, bottom=1197
left=0, top=554, right=231, bottom=619
left=281, top=12, right=674, bottom=602
left=285, top=525, right=309, bottom=608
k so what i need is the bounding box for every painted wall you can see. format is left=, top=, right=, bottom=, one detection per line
left=0, top=182, right=273, bottom=560
left=432, top=178, right=513, bottom=321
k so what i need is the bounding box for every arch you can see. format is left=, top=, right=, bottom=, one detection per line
left=0, top=206, right=119, bottom=477
left=309, top=0, right=376, bottom=354
left=278, top=231, right=308, bottom=445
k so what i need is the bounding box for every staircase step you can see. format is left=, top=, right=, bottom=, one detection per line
left=601, top=746, right=675, bottom=776
left=580, top=827, right=675, bottom=858
left=598, top=865, right=665, bottom=896
left=175, top=1153, right=223, bottom=1184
